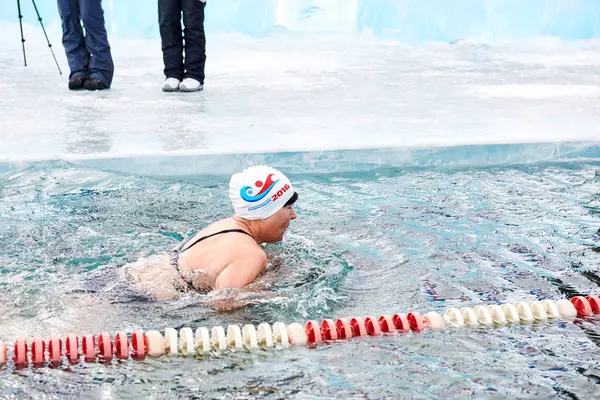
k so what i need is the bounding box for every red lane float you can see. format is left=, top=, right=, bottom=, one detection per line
left=131, top=331, right=145, bottom=360
left=392, top=313, right=410, bottom=332
left=98, top=332, right=113, bottom=361
left=320, top=319, right=338, bottom=341
left=0, top=341, right=6, bottom=366
left=378, top=315, right=396, bottom=333
left=364, top=316, right=382, bottom=336
left=350, top=317, right=367, bottom=337
left=31, top=337, right=45, bottom=365
left=13, top=338, right=27, bottom=366
left=586, top=296, right=600, bottom=314
left=65, top=334, right=79, bottom=363
left=335, top=318, right=353, bottom=340
left=114, top=331, right=129, bottom=359
left=82, top=334, right=95, bottom=362
left=305, top=320, right=322, bottom=344
left=407, top=312, right=424, bottom=332
left=571, top=296, right=593, bottom=317
left=48, top=337, right=62, bottom=364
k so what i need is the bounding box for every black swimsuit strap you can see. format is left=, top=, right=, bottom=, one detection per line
left=178, top=228, right=252, bottom=254
left=170, top=228, right=252, bottom=292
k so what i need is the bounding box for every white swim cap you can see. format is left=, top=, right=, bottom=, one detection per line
left=229, top=165, right=295, bottom=220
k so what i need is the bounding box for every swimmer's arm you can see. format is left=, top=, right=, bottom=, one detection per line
left=214, top=250, right=268, bottom=290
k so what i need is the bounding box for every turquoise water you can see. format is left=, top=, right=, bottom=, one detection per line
left=0, top=144, right=599, bottom=398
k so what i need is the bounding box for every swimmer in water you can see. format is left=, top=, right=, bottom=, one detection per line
left=120, top=165, right=298, bottom=301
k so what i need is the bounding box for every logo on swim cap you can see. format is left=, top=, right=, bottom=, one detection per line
left=230, top=165, right=295, bottom=220
left=240, top=173, right=280, bottom=202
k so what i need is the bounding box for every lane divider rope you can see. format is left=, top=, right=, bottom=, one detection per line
left=0, top=296, right=597, bottom=368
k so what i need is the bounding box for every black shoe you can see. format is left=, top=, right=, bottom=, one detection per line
left=83, top=78, right=108, bottom=91
left=68, top=76, right=86, bottom=90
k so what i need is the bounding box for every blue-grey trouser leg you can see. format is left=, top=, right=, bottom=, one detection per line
left=57, top=0, right=89, bottom=79
left=57, top=0, right=114, bottom=87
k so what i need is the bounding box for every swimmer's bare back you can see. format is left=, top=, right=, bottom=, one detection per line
left=177, top=218, right=267, bottom=290
left=121, top=218, right=267, bottom=300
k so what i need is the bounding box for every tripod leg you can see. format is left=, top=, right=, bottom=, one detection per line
left=31, top=0, right=63, bottom=75
left=16, top=0, right=27, bottom=66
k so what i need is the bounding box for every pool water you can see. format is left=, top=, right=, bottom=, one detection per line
left=0, top=148, right=599, bottom=399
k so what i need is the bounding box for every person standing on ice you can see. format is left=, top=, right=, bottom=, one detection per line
left=159, top=0, right=207, bottom=92
left=57, top=0, right=114, bottom=90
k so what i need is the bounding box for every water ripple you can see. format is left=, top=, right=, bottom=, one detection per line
left=0, top=160, right=599, bottom=397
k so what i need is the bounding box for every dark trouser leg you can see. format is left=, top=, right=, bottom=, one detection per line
left=158, top=0, right=184, bottom=81
left=57, top=0, right=89, bottom=79
left=79, top=0, right=114, bottom=87
left=182, top=0, right=206, bottom=84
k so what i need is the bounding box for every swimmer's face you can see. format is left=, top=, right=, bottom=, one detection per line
left=263, top=204, right=297, bottom=242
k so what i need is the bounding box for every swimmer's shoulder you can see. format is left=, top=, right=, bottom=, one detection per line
left=221, top=235, right=267, bottom=267
left=253, top=247, right=268, bottom=267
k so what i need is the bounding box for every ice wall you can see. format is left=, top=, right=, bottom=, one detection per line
left=1, top=0, right=599, bottom=42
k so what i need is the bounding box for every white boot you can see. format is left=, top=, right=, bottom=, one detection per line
left=179, top=78, right=203, bottom=92
left=162, top=77, right=181, bottom=92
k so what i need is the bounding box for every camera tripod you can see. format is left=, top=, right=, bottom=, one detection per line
left=17, top=0, right=62, bottom=74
